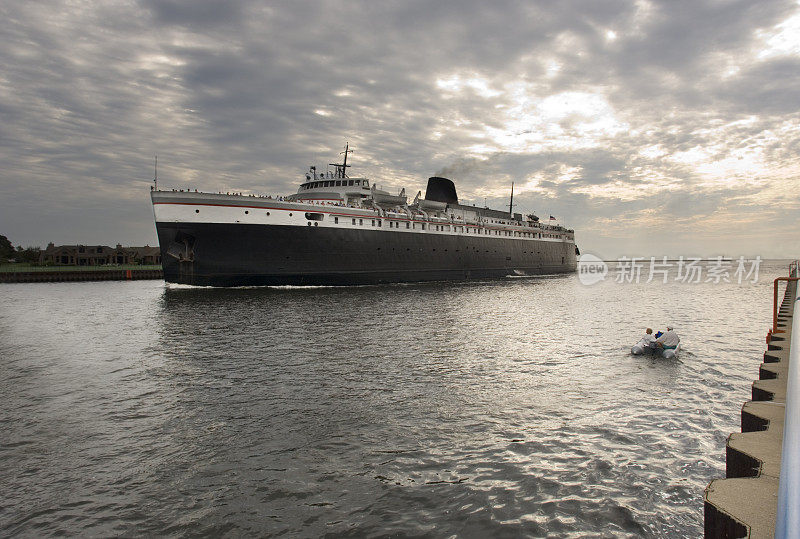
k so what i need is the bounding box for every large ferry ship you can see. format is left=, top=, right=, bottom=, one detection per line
left=151, top=146, right=578, bottom=286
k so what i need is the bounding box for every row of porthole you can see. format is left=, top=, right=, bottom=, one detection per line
left=194, top=209, right=288, bottom=217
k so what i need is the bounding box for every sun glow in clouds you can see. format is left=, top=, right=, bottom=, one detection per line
left=694, top=150, right=769, bottom=185
left=434, top=71, right=628, bottom=156
left=757, top=6, right=800, bottom=58
left=483, top=88, right=629, bottom=154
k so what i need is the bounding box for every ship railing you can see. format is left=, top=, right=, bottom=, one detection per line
left=776, top=260, right=800, bottom=538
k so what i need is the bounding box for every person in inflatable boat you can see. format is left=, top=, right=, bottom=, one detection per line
left=656, top=326, right=680, bottom=349
left=641, top=328, right=656, bottom=347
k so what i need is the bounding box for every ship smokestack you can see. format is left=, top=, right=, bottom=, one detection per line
left=425, top=177, right=458, bottom=205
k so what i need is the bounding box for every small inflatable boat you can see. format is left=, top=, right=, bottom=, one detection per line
left=631, top=340, right=680, bottom=359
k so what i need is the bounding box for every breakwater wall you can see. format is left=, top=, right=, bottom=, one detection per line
left=704, top=276, right=797, bottom=537
left=0, top=269, right=163, bottom=283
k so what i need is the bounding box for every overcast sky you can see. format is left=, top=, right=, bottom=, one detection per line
left=1, top=0, right=799, bottom=258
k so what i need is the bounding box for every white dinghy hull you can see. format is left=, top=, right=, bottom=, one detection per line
left=631, top=341, right=680, bottom=358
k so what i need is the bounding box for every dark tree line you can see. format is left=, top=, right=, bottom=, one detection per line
left=0, top=235, right=40, bottom=264
left=0, top=235, right=13, bottom=261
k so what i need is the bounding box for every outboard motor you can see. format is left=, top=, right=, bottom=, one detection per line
left=425, top=177, right=459, bottom=205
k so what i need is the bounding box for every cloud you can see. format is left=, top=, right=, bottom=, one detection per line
left=143, top=0, right=248, bottom=28
left=0, top=0, right=798, bottom=258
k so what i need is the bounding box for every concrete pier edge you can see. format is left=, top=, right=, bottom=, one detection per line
left=0, top=269, right=163, bottom=283
left=704, top=280, right=797, bottom=538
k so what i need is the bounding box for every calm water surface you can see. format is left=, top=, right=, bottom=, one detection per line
left=0, top=262, right=791, bottom=537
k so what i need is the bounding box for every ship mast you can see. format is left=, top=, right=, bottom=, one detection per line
left=329, top=142, right=354, bottom=178
left=508, top=181, right=514, bottom=216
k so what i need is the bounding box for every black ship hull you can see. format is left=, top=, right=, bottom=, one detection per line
left=156, top=222, right=577, bottom=286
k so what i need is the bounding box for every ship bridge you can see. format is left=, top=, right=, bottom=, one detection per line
left=288, top=175, right=372, bottom=205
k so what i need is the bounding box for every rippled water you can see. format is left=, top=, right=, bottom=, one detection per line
left=1, top=261, right=792, bottom=537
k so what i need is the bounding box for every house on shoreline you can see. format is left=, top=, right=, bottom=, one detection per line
left=40, top=243, right=161, bottom=266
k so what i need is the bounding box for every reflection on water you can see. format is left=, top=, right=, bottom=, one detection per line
left=0, top=262, right=792, bottom=536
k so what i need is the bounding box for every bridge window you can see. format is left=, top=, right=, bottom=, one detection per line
left=355, top=180, right=360, bottom=186
left=335, top=181, right=341, bottom=186
left=349, top=180, right=354, bottom=186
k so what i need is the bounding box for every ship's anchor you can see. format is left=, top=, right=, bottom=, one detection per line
left=166, top=234, right=195, bottom=262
